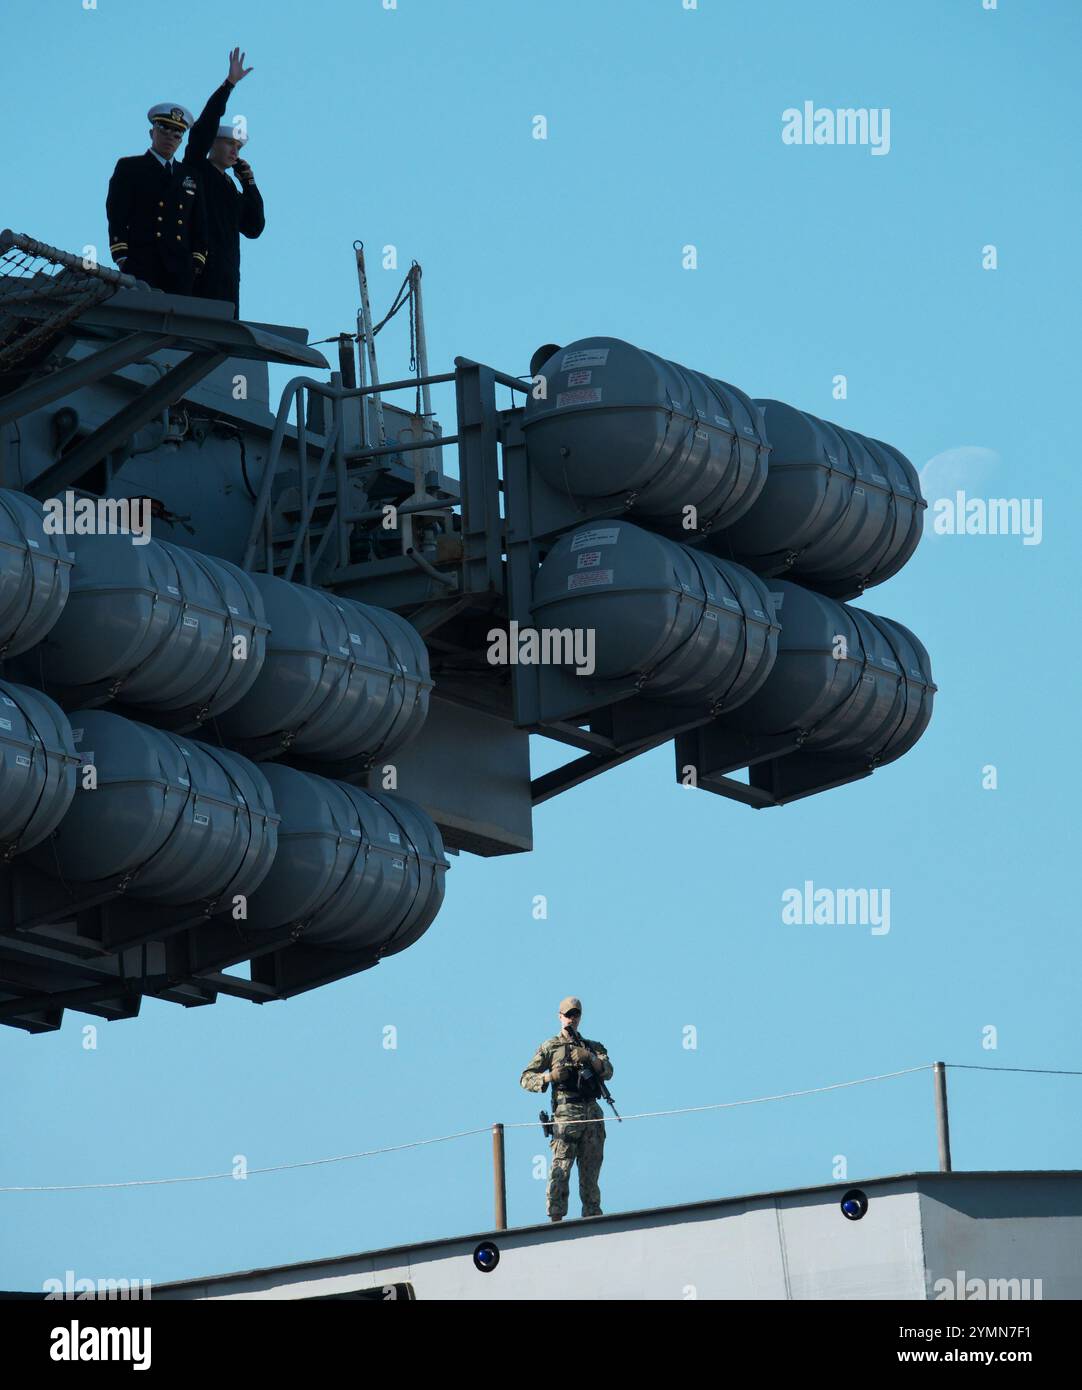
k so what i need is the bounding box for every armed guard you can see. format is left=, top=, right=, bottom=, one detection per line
left=520, top=997, right=614, bottom=1222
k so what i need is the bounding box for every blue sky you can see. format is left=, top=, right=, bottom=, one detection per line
left=2, top=0, right=1080, bottom=1288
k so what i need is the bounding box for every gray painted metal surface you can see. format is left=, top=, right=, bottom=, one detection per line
left=721, top=399, right=925, bottom=598
left=0, top=240, right=938, bottom=1027
left=388, top=695, right=533, bottom=857
left=523, top=337, right=768, bottom=532
left=149, top=1172, right=1082, bottom=1301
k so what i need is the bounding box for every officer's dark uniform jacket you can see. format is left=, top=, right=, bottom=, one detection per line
left=196, top=161, right=265, bottom=312
left=106, top=85, right=233, bottom=294
left=106, top=154, right=208, bottom=293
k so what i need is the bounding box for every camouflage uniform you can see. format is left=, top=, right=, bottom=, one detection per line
left=521, top=1030, right=614, bottom=1220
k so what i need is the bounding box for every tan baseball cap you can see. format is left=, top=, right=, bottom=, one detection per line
left=558, top=997, right=582, bottom=1015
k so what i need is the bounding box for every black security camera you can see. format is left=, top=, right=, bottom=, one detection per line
left=840, top=1188, right=869, bottom=1221
left=473, top=1241, right=500, bottom=1273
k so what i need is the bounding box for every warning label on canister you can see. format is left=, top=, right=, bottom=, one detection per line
left=571, top=527, right=620, bottom=551
left=556, top=388, right=602, bottom=408
left=561, top=348, right=609, bottom=370
left=567, top=569, right=614, bottom=590
left=566, top=369, right=592, bottom=386
left=576, top=550, right=602, bottom=568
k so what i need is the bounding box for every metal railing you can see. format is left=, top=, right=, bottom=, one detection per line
left=242, top=358, right=532, bottom=587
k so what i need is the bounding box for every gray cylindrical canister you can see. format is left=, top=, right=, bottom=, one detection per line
left=0, top=489, right=73, bottom=657
left=218, top=574, right=432, bottom=760
left=31, top=710, right=279, bottom=904
left=531, top=520, right=779, bottom=712
left=718, top=400, right=925, bottom=597
left=246, top=763, right=447, bottom=954
left=523, top=338, right=769, bottom=533
left=727, top=580, right=935, bottom=765
left=33, top=534, right=268, bottom=719
left=0, top=679, right=79, bottom=854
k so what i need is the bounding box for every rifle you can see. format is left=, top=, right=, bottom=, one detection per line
left=568, top=1025, right=622, bottom=1122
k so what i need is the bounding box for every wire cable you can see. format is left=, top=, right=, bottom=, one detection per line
left=0, top=1064, right=934, bottom=1193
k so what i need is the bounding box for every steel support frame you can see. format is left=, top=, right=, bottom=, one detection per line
left=27, top=350, right=227, bottom=498
left=0, top=330, right=170, bottom=427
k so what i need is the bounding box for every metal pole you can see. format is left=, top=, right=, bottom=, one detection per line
left=403, top=262, right=434, bottom=552
left=933, top=1061, right=952, bottom=1172
left=296, top=388, right=310, bottom=586
left=353, top=242, right=386, bottom=446
left=411, top=263, right=433, bottom=424
left=492, top=1123, right=507, bottom=1230
left=330, top=371, right=348, bottom=568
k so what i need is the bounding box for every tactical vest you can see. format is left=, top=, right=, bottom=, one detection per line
left=551, top=1038, right=602, bottom=1103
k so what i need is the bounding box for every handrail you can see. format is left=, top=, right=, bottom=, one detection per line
left=280, top=417, right=339, bottom=583
left=245, top=356, right=523, bottom=581
left=242, top=375, right=318, bottom=570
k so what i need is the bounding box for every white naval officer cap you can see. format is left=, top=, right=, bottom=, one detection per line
left=215, top=121, right=248, bottom=145
left=147, top=103, right=194, bottom=132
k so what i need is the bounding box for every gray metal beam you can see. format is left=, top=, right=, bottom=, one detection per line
left=0, top=982, right=140, bottom=1021
left=531, top=743, right=657, bottom=805
left=27, top=350, right=227, bottom=498
left=7, top=289, right=329, bottom=368
left=0, top=331, right=169, bottom=425
left=455, top=360, right=504, bottom=599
